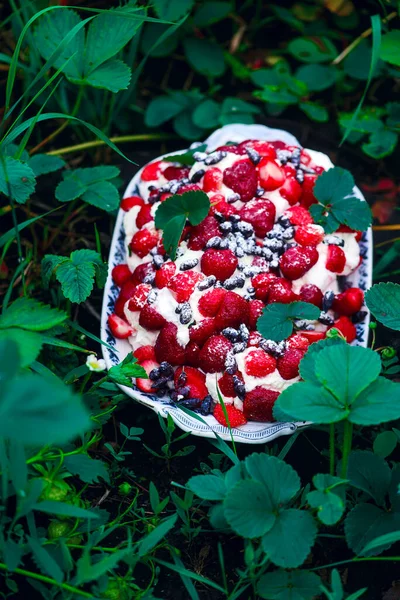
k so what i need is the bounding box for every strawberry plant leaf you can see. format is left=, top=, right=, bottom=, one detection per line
left=300, top=101, right=329, bottom=123
left=42, top=255, right=65, bottom=288
left=85, top=58, right=131, bottom=93
left=257, top=569, right=321, bottom=600
left=81, top=180, right=120, bottom=212
left=244, top=453, right=300, bottom=506
left=164, top=143, right=208, bottom=166
left=345, top=502, right=400, bottom=557
left=64, top=454, right=110, bottom=484
left=274, top=382, right=346, bottom=423
left=108, top=352, right=147, bottom=387
left=0, top=297, right=67, bottom=331
left=183, top=38, right=226, bottom=78
left=365, top=282, right=400, bottom=330
left=373, top=430, right=398, bottom=458
left=28, top=536, right=64, bottom=583
left=187, top=475, right=226, bottom=501
left=350, top=377, right=400, bottom=425
left=193, top=2, right=232, bottom=27
left=380, top=30, right=400, bottom=66
left=153, top=0, right=194, bottom=21
left=257, top=301, right=320, bottom=342
left=28, top=154, right=65, bottom=176
left=0, top=156, right=36, bottom=204
left=223, top=480, right=276, bottom=538
left=0, top=329, right=43, bottom=367
left=362, top=130, right=398, bottom=159
left=307, top=474, right=346, bottom=526
left=347, top=451, right=391, bottom=507
left=56, top=166, right=120, bottom=211
left=155, top=190, right=210, bottom=259
left=299, top=337, right=345, bottom=384
left=288, top=36, right=337, bottom=63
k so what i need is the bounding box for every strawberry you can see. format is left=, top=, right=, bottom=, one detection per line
left=114, top=278, right=138, bottom=317
left=185, top=341, right=201, bottom=367
left=252, top=272, right=277, bottom=301
left=139, top=305, right=166, bottom=330
left=176, top=183, right=202, bottom=195
left=295, top=224, right=324, bottom=246
left=283, top=164, right=297, bottom=177
left=201, top=249, right=238, bottom=281
left=223, top=159, right=258, bottom=201
left=243, top=388, right=279, bottom=422
left=174, top=366, right=208, bottom=399
left=280, top=246, right=319, bottom=280
left=199, top=335, right=233, bottom=373
left=189, top=318, right=216, bottom=346
left=285, top=206, right=313, bottom=226
left=133, top=345, right=156, bottom=362
left=129, top=229, right=158, bottom=258
left=300, top=174, right=318, bottom=208
left=245, top=349, right=277, bottom=377
left=127, top=283, right=152, bottom=311
left=258, top=158, right=285, bottom=191
left=132, top=262, right=155, bottom=285
left=136, top=204, right=153, bottom=229
left=136, top=359, right=159, bottom=393
left=120, top=195, right=144, bottom=212
left=248, top=331, right=262, bottom=346
left=155, top=262, right=176, bottom=288
left=326, top=245, right=346, bottom=273
left=287, top=334, right=310, bottom=351
left=188, top=216, right=220, bottom=251
left=141, top=160, right=163, bottom=181
left=300, top=149, right=312, bottom=166
left=155, top=323, right=185, bottom=365
left=203, top=168, right=223, bottom=192
left=168, top=271, right=204, bottom=302
left=209, top=195, right=238, bottom=217
left=108, top=314, right=133, bottom=339
left=112, top=264, right=132, bottom=287
left=248, top=299, right=264, bottom=330
left=198, top=288, right=227, bottom=317
left=332, top=287, right=364, bottom=316
left=238, top=140, right=276, bottom=158
left=300, top=330, right=326, bottom=343
left=337, top=224, right=362, bottom=242
left=277, top=348, right=305, bottom=380
left=268, top=278, right=297, bottom=304
left=329, top=316, right=357, bottom=342
left=280, top=177, right=302, bottom=205
left=215, top=145, right=245, bottom=154
left=213, top=403, right=247, bottom=427
left=163, top=166, right=190, bottom=180
left=299, top=283, right=323, bottom=308
left=214, top=291, right=249, bottom=330
left=218, top=371, right=244, bottom=398
left=160, top=192, right=173, bottom=202
left=239, top=199, right=276, bottom=237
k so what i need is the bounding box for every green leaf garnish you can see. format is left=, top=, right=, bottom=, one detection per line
left=154, top=190, right=210, bottom=260
left=365, top=282, right=400, bottom=331
left=163, top=143, right=207, bottom=166
left=310, top=166, right=372, bottom=233
left=108, top=352, right=147, bottom=387
left=257, top=301, right=320, bottom=342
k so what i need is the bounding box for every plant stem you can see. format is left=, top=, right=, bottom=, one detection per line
left=341, top=421, right=353, bottom=478
left=0, top=563, right=94, bottom=598
left=46, top=133, right=177, bottom=156
left=373, top=224, right=400, bottom=231
left=329, top=424, right=335, bottom=476
left=311, top=556, right=400, bottom=571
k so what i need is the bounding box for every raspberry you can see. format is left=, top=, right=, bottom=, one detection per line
left=201, top=249, right=238, bottom=281
left=218, top=371, right=244, bottom=398
left=245, top=349, right=277, bottom=377
left=299, top=284, right=323, bottom=308
left=223, top=160, right=258, bottom=201
left=141, top=160, right=163, bottom=181
left=112, top=264, right=131, bottom=287
left=238, top=140, right=276, bottom=158
left=136, top=204, right=153, bottom=229
left=209, top=195, right=238, bottom=217
left=155, top=323, right=185, bottom=365
left=277, top=348, right=305, bottom=380
left=188, top=216, right=220, bottom=251
left=286, top=206, right=313, bottom=226
left=300, top=174, right=318, bottom=208
left=326, top=245, right=346, bottom=273
left=133, top=345, right=156, bottom=362
left=108, top=314, right=133, bottom=339
left=168, top=271, right=204, bottom=302
left=139, top=305, right=166, bottom=330
left=189, top=318, right=216, bottom=346
left=203, top=168, right=223, bottom=192
left=333, top=287, right=364, bottom=316
left=213, top=403, right=247, bottom=428
left=267, top=278, right=296, bottom=304
left=136, top=359, right=159, bottom=393
left=248, top=299, right=264, bottom=330
left=337, top=225, right=362, bottom=242
left=239, top=199, right=276, bottom=237
left=198, top=288, right=227, bottom=317
left=177, top=184, right=202, bottom=195
left=155, top=262, right=176, bottom=288
left=295, top=224, right=324, bottom=246
left=163, top=166, right=190, bottom=180
left=280, top=246, right=319, bottom=280
left=280, top=177, right=302, bottom=205
left=132, top=262, right=156, bottom=285
left=129, top=229, right=158, bottom=258
left=287, top=334, right=310, bottom=351
left=127, top=283, right=152, bottom=311
left=199, top=335, right=233, bottom=373
left=329, top=316, right=357, bottom=342
left=252, top=272, right=277, bottom=302
left=185, top=341, right=201, bottom=367
left=243, top=388, right=279, bottom=422
left=174, top=366, right=208, bottom=400
left=120, top=195, right=144, bottom=212
left=214, top=291, right=249, bottom=330
left=258, top=158, right=285, bottom=191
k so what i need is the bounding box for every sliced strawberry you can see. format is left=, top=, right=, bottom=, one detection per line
left=337, top=225, right=362, bottom=242
left=277, top=348, right=305, bottom=380
left=108, top=314, right=133, bottom=339
left=268, top=278, right=297, bottom=304
left=280, top=177, right=302, bottom=205
left=280, top=246, right=319, bottom=280
left=155, top=262, right=176, bottom=289
left=285, top=206, right=313, bottom=226
left=330, top=316, right=357, bottom=342
left=218, top=371, right=244, bottom=398
left=136, top=204, right=153, bottom=229
left=189, top=318, right=216, bottom=346
left=239, top=199, right=276, bottom=237
left=214, top=291, right=249, bottom=330
left=258, top=158, right=285, bottom=191
left=245, top=349, right=276, bottom=377
left=163, top=166, right=190, bottom=180
left=112, top=264, right=132, bottom=287
left=300, top=330, right=326, bottom=343
left=114, top=278, right=137, bottom=317
left=133, top=345, right=156, bottom=362
left=300, top=174, right=318, bottom=208
left=295, top=224, right=324, bottom=246
left=141, top=160, right=163, bottom=181
left=188, top=216, right=220, bottom=251
left=243, top=388, right=279, bottom=422
left=326, top=245, right=346, bottom=273
left=299, top=283, right=323, bottom=308
left=199, top=334, right=233, bottom=373
left=223, top=159, right=258, bottom=201
left=203, top=168, right=223, bottom=192
left=201, top=249, right=238, bottom=281
left=136, top=359, right=159, bottom=393
left=168, top=271, right=204, bottom=302
left=248, top=299, right=264, bottom=330
left=120, top=195, right=144, bottom=212
left=132, top=262, right=155, bottom=285
left=287, top=334, right=310, bottom=351
left=209, top=195, right=239, bottom=217
left=239, top=140, right=276, bottom=159
left=213, top=403, right=247, bottom=427
left=300, top=149, right=312, bottom=166
left=129, top=229, right=158, bottom=258
left=155, top=323, right=185, bottom=365
left=332, top=287, right=364, bottom=316
left=127, top=283, right=152, bottom=311
left=174, top=366, right=208, bottom=400
left=198, top=288, right=227, bottom=317
left=139, top=305, right=166, bottom=330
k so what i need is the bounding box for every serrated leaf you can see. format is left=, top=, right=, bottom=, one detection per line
left=82, top=180, right=120, bottom=212
left=347, top=451, right=391, bottom=506
left=365, top=283, right=400, bottom=330
left=362, top=530, right=400, bottom=555
left=28, top=537, right=64, bottom=583
left=0, top=329, right=43, bottom=367
left=275, top=381, right=346, bottom=424
left=0, top=156, right=36, bottom=203
left=350, top=377, right=400, bottom=425
left=42, top=255, right=66, bottom=288
left=187, top=474, right=226, bottom=500
left=261, top=509, right=317, bottom=568
left=108, top=352, right=147, bottom=387
left=51, top=249, right=106, bottom=303
left=85, top=59, right=131, bottom=93
left=183, top=38, right=226, bottom=77
left=64, top=454, right=109, bottom=484
left=299, top=337, right=345, bottom=384
left=0, top=297, right=67, bottom=332
left=56, top=166, right=120, bottom=210
left=153, top=0, right=194, bottom=20
left=345, top=502, right=400, bottom=556
left=257, top=302, right=320, bottom=342
left=3, top=538, right=23, bottom=571
left=28, top=154, right=65, bottom=176
left=245, top=453, right=300, bottom=506
left=307, top=479, right=345, bottom=526
left=192, top=100, right=220, bottom=129
left=224, top=480, right=276, bottom=538
left=314, top=167, right=355, bottom=206
left=257, top=569, right=321, bottom=600
left=331, top=195, right=372, bottom=231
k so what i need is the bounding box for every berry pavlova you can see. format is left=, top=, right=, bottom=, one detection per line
left=107, top=132, right=370, bottom=428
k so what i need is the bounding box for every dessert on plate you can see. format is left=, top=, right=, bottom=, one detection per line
left=107, top=137, right=366, bottom=427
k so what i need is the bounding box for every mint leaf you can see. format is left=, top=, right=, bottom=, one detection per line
left=365, top=282, right=400, bottom=330
left=0, top=297, right=67, bottom=331
left=28, top=154, right=65, bottom=176
left=163, top=143, right=208, bottom=166
left=257, top=301, right=320, bottom=342
left=64, top=454, right=110, bottom=484
left=155, top=190, right=210, bottom=259
left=108, top=352, right=147, bottom=387
left=257, top=569, right=321, bottom=600
left=0, top=156, right=36, bottom=204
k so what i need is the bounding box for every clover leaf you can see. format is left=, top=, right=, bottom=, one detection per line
left=257, top=301, right=320, bottom=342
left=154, top=190, right=210, bottom=259
left=310, top=167, right=372, bottom=233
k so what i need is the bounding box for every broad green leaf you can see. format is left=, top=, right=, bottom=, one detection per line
left=380, top=30, right=400, bottom=66
left=288, top=37, right=337, bottom=63
left=386, top=101, right=400, bottom=128
left=347, top=450, right=391, bottom=506
left=345, top=502, right=400, bottom=556
left=56, top=166, right=120, bottom=210
left=0, top=340, right=20, bottom=383
left=0, top=156, right=36, bottom=204
left=362, top=130, right=398, bottom=159
left=307, top=474, right=346, bottom=526
left=299, top=337, right=345, bottom=385
left=244, top=453, right=300, bottom=506
left=257, top=569, right=321, bottom=600
left=313, top=167, right=354, bottom=206
left=296, top=64, right=337, bottom=91
left=33, top=500, right=100, bottom=520
left=187, top=475, right=226, bottom=500
left=140, top=23, right=179, bottom=58
left=0, top=297, right=67, bottom=331
left=174, top=110, right=206, bottom=140
left=272, top=5, right=305, bottom=32
left=251, top=68, right=280, bottom=88
left=223, top=480, right=276, bottom=538
left=64, top=454, right=110, bottom=484
left=332, top=195, right=372, bottom=232
left=350, top=377, right=400, bottom=425
left=28, top=537, right=64, bottom=583
left=28, top=154, right=65, bottom=176
left=153, top=0, right=194, bottom=20
left=274, top=382, right=347, bottom=424
left=145, top=95, right=185, bottom=127
left=192, top=100, right=220, bottom=129
left=0, top=329, right=43, bottom=367
left=220, top=97, right=260, bottom=118
left=193, top=2, right=231, bottom=26
left=373, top=430, right=398, bottom=458
left=82, top=180, right=120, bottom=212
left=300, top=102, right=329, bottom=123
left=255, top=86, right=298, bottom=106
left=261, top=509, right=317, bottom=568
left=85, top=59, right=131, bottom=93
left=42, top=255, right=65, bottom=288
left=344, top=39, right=383, bottom=80
left=257, top=302, right=320, bottom=342
left=108, top=353, right=147, bottom=386
left=362, top=530, right=400, bottom=554
left=164, top=144, right=207, bottom=166
left=183, top=38, right=226, bottom=77
left=339, top=110, right=384, bottom=134
left=137, top=514, right=177, bottom=556
left=48, top=249, right=107, bottom=303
